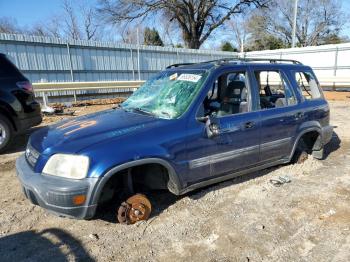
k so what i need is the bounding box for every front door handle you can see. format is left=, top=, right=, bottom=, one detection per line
left=294, top=112, right=304, bottom=120
left=244, top=121, right=255, bottom=129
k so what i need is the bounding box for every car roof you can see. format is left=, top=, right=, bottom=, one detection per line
left=166, top=58, right=311, bottom=71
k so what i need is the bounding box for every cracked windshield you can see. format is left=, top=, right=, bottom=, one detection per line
left=122, top=70, right=208, bottom=119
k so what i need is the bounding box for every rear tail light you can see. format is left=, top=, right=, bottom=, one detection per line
left=16, top=81, right=33, bottom=93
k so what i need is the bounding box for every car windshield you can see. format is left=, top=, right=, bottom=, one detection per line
left=121, top=69, right=208, bottom=119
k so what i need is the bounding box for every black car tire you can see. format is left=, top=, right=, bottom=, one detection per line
left=0, top=115, right=13, bottom=153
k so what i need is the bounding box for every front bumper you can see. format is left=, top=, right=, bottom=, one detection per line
left=16, top=155, right=99, bottom=219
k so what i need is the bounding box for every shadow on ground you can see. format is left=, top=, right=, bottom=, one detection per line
left=0, top=228, right=94, bottom=262
left=323, top=131, right=341, bottom=159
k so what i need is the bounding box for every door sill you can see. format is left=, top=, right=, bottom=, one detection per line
left=180, top=158, right=288, bottom=195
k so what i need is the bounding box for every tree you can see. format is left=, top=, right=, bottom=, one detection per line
left=98, top=0, right=269, bottom=49
left=120, top=26, right=144, bottom=44
left=144, top=27, right=164, bottom=46
left=54, top=0, right=101, bottom=40
left=0, top=1, right=102, bottom=41
left=247, top=35, right=286, bottom=51
left=81, top=4, right=101, bottom=40
left=226, top=14, right=249, bottom=52
left=62, top=0, right=82, bottom=40
left=0, top=17, right=22, bottom=34
left=174, top=43, right=183, bottom=48
left=221, top=42, right=236, bottom=52
left=248, top=0, right=346, bottom=47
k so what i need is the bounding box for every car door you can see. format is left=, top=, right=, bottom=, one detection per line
left=184, top=68, right=261, bottom=185
left=251, top=67, right=301, bottom=163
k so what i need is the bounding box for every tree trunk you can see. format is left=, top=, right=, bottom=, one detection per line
left=182, top=29, right=201, bottom=49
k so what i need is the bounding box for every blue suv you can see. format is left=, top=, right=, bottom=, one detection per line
left=16, top=58, right=333, bottom=223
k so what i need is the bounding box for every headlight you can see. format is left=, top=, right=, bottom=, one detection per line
left=43, top=154, right=89, bottom=179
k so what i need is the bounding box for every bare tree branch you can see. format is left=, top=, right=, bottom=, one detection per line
left=98, top=0, right=269, bottom=49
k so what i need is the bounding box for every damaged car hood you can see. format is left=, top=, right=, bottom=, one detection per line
left=30, top=108, right=162, bottom=155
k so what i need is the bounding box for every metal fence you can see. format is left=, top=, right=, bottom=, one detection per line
left=0, top=33, right=236, bottom=83
left=243, top=43, right=350, bottom=90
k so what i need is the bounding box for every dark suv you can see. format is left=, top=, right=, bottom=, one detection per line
left=0, top=53, right=42, bottom=153
left=16, top=58, right=332, bottom=224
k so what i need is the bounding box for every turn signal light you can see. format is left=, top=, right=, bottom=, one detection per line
left=72, top=195, right=86, bottom=205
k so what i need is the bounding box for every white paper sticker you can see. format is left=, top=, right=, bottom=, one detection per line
left=177, top=74, right=202, bottom=82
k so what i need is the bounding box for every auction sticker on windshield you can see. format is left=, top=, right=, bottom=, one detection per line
left=177, top=74, right=202, bottom=82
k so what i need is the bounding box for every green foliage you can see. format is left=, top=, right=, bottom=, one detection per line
left=174, top=43, right=184, bottom=48
left=144, top=27, right=164, bottom=46
left=221, top=42, right=237, bottom=52
left=320, top=34, right=347, bottom=45
left=247, top=35, right=286, bottom=51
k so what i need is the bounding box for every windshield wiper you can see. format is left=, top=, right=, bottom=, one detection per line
left=160, top=111, right=171, bottom=119
left=129, top=107, right=156, bottom=117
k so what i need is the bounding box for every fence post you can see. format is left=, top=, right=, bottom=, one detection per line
left=136, top=28, right=141, bottom=80
left=66, top=42, right=77, bottom=102
left=130, top=48, right=135, bottom=80
left=333, top=47, right=338, bottom=91
left=42, top=92, right=48, bottom=108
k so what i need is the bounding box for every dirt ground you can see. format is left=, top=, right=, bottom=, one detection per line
left=0, top=100, right=349, bottom=262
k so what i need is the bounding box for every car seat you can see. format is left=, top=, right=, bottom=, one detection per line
left=218, top=81, right=247, bottom=116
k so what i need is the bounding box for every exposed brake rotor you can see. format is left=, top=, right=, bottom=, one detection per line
left=117, top=194, right=152, bottom=224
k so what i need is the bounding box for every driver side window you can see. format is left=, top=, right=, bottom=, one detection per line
left=200, top=71, right=250, bottom=117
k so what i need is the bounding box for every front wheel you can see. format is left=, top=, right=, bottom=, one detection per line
left=0, top=115, right=14, bottom=153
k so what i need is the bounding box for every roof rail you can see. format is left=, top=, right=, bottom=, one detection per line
left=240, top=58, right=302, bottom=64
left=210, top=57, right=302, bottom=65
left=166, top=57, right=238, bottom=69
left=166, top=62, right=195, bottom=69
left=166, top=57, right=302, bottom=69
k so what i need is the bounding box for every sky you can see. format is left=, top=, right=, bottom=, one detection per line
left=0, top=0, right=98, bottom=28
left=0, top=0, right=350, bottom=46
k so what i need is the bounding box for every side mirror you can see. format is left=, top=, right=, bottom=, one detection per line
left=196, top=116, right=208, bottom=123
left=205, top=116, right=220, bottom=138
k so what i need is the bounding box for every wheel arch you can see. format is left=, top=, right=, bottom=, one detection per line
left=289, top=127, right=322, bottom=161
left=89, top=158, right=182, bottom=206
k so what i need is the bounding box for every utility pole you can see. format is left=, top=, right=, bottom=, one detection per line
left=291, top=0, right=298, bottom=48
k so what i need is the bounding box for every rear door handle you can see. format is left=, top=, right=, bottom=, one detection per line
left=244, top=121, right=255, bottom=129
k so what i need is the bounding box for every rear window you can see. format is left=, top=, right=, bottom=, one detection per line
left=294, top=71, right=322, bottom=100
left=0, top=55, right=22, bottom=78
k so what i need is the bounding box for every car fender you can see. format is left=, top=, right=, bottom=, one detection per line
left=89, top=157, right=183, bottom=206
left=289, top=122, right=322, bottom=160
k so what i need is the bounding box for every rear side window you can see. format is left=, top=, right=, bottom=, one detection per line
left=0, top=56, right=21, bottom=78
left=294, top=71, right=322, bottom=100
left=254, top=70, right=297, bottom=110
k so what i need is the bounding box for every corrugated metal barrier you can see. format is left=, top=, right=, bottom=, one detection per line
left=0, top=33, right=235, bottom=83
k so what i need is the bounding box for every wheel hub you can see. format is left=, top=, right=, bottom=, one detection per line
left=117, top=194, right=152, bottom=224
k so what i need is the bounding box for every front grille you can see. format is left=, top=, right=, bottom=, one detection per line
left=25, top=143, right=40, bottom=168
